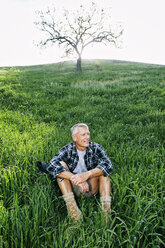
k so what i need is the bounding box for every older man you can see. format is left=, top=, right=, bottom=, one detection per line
left=43, top=123, right=113, bottom=221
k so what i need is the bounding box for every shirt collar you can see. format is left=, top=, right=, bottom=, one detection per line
left=72, top=142, right=78, bottom=156
left=85, top=142, right=93, bottom=155
left=72, top=142, right=92, bottom=155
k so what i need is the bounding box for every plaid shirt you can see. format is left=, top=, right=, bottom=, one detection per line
left=46, top=142, right=113, bottom=178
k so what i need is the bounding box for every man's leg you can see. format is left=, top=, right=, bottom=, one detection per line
left=87, top=176, right=111, bottom=222
left=57, top=162, right=82, bottom=221
left=99, top=176, right=111, bottom=220
left=88, top=177, right=99, bottom=195
left=88, top=175, right=111, bottom=197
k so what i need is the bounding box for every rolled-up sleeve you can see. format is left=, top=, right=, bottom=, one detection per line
left=46, top=148, right=68, bottom=178
left=96, top=145, right=113, bottom=176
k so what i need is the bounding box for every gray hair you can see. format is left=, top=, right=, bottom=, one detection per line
left=71, top=123, right=89, bottom=135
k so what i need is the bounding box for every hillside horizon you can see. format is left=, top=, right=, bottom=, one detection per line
left=1, top=58, right=165, bottom=69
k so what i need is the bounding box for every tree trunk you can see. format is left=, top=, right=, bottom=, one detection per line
left=76, top=57, right=82, bottom=72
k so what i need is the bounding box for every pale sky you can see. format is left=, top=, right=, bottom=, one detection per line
left=0, top=0, right=165, bottom=66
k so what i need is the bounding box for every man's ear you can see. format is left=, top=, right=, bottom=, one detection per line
left=72, top=134, right=76, bottom=142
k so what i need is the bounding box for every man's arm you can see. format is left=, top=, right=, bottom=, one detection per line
left=70, top=168, right=104, bottom=185
left=57, top=170, right=74, bottom=180
left=57, top=171, right=90, bottom=193
left=47, top=146, right=70, bottom=178
left=96, top=144, right=113, bottom=176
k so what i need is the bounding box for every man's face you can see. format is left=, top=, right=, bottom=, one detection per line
left=72, top=127, right=90, bottom=151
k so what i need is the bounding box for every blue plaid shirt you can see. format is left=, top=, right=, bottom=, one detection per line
left=46, top=142, right=113, bottom=178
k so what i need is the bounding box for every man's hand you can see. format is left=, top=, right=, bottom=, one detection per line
left=78, top=181, right=89, bottom=193
left=70, top=171, right=92, bottom=185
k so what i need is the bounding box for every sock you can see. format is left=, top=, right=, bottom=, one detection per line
left=100, top=196, right=112, bottom=214
left=63, top=192, right=82, bottom=221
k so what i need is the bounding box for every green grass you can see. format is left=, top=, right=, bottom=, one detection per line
left=0, top=59, right=165, bottom=247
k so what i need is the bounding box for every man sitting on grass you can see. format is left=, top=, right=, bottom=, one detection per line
left=38, top=123, right=113, bottom=221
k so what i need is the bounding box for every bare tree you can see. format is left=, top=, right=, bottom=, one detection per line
left=35, top=2, right=123, bottom=72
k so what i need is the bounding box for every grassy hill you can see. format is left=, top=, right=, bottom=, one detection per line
left=0, top=60, right=165, bottom=247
